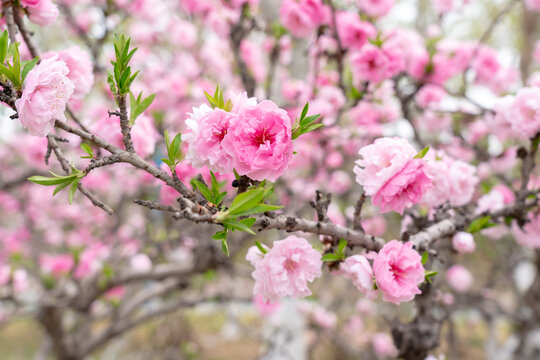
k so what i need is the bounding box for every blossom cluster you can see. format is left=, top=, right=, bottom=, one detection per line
left=247, top=237, right=425, bottom=306
left=183, top=93, right=294, bottom=181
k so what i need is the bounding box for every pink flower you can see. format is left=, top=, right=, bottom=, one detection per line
left=40, top=254, right=74, bottom=277
left=373, top=240, right=425, bottom=305
left=279, top=0, right=329, bottom=38
left=525, top=0, right=540, bottom=11
left=26, top=0, right=59, bottom=26
left=358, top=0, right=395, bottom=17
left=446, top=265, right=473, bottom=293
left=340, top=255, right=378, bottom=298
left=253, top=294, right=281, bottom=316
left=512, top=212, right=540, bottom=249
left=472, top=46, right=501, bottom=85
left=372, top=333, right=398, bottom=357
left=354, top=137, right=432, bottom=214
left=43, top=46, right=94, bottom=100
left=15, top=56, right=74, bottom=137
left=130, top=253, right=152, bottom=272
left=336, top=12, right=376, bottom=50
left=183, top=105, right=236, bottom=174
left=434, top=0, right=454, bottom=14
left=350, top=44, right=402, bottom=84
left=510, top=87, right=540, bottom=140
left=534, top=40, right=540, bottom=64
left=452, top=232, right=476, bottom=253
left=415, top=85, right=446, bottom=108
left=222, top=99, right=293, bottom=181
left=246, top=235, right=322, bottom=303
left=423, top=154, right=478, bottom=208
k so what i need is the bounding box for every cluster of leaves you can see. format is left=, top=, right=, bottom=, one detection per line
left=204, top=85, right=232, bottom=111
left=205, top=183, right=282, bottom=256
left=321, top=239, right=348, bottom=262
left=191, top=172, right=227, bottom=207
left=291, top=103, right=323, bottom=140
left=108, top=34, right=139, bottom=96
left=0, top=31, right=39, bottom=90
left=27, top=165, right=85, bottom=204
left=161, top=130, right=183, bottom=173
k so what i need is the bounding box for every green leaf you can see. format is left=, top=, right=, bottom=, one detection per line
left=136, top=93, right=155, bottom=118
left=468, top=216, right=495, bottom=233
left=424, top=270, right=438, bottom=284
left=224, top=218, right=256, bottom=234
left=299, top=114, right=320, bottom=127
left=322, top=253, right=340, bottom=262
left=212, top=230, right=227, bottom=241
left=21, top=57, right=39, bottom=82
left=300, top=102, right=309, bottom=121
left=210, top=171, right=220, bottom=201
left=80, top=143, right=94, bottom=158
left=52, top=181, right=72, bottom=196
left=170, top=133, right=182, bottom=160
left=337, top=239, right=347, bottom=256
left=0, top=31, right=9, bottom=64
left=229, top=204, right=283, bottom=218
left=107, top=71, right=117, bottom=93
left=414, top=146, right=430, bottom=159
left=421, top=251, right=428, bottom=265
left=68, top=181, right=79, bottom=204
left=255, top=241, right=268, bottom=254
left=227, top=188, right=265, bottom=216
left=191, top=178, right=213, bottom=203
left=28, top=174, right=78, bottom=186
left=221, top=238, right=230, bottom=257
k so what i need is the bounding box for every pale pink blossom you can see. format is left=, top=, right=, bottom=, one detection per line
left=253, top=294, right=280, bottom=316
left=452, top=232, right=476, bottom=253
left=525, top=0, right=540, bottom=11
left=222, top=99, right=294, bottom=181
left=182, top=105, right=236, bottom=174
left=43, top=46, right=94, bottom=100
left=26, top=0, right=59, bottom=26
left=16, top=56, right=74, bottom=136
left=446, top=264, right=473, bottom=293
left=130, top=254, right=152, bottom=272
left=372, top=332, right=399, bottom=357
left=312, top=306, right=337, bottom=329
left=336, top=11, right=376, bottom=50
left=358, top=0, right=395, bottom=17
left=373, top=240, right=425, bottom=304
left=350, top=44, right=402, bottom=84
left=279, top=0, right=329, bottom=38
left=510, top=87, right=540, bottom=140
left=340, top=255, right=378, bottom=298
left=354, top=138, right=432, bottom=214
left=415, top=85, right=446, bottom=108
left=434, top=0, right=454, bottom=14
left=512, top=212, right=540, bottom=249
left=423, top=154, right=478, bottom=208
left=472, top=46, right=501, bottom=85
left=246, top=235, right=322, bottom=303
left=40, top=254, right=74, bottom=277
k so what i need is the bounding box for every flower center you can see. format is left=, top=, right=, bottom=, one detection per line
left=214, top=128, right=227, bottom=142
left=284, top=258, right=298, bottom=272
left=252, top=127, right=274, bottom=146
left=390, top=263, right=405, bottom=283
